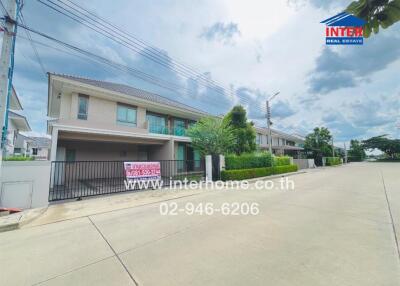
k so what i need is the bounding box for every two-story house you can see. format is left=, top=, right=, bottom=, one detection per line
left=47, top=73, right=206, bottom=166
left=4, top=87, right=31, bottom=156
left=255, top=126, right=304, bottom=157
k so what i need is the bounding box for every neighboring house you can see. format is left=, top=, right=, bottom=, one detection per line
left=29, top=137, right=51, bottom=160
left=4, top=87, right=31, bottom=156
left=47, top=73, right=207, bottom=165
left=255, top=127, right=305, bottom=157
left=13, top=133, right=33, bottom=156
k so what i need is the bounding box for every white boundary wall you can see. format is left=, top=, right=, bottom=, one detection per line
left=0, top=161, right=50, bottom=209
left=293, top=159, right=316, bottom=169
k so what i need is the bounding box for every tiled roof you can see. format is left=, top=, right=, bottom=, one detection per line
left=50, top=73, right=208, bottom=115
left=30, top=137, right=51, bottom=148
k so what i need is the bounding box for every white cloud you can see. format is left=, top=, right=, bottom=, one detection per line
left=8, top=0, right=400, bottom=142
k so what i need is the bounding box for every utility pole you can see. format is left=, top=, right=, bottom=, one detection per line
left=266, top=101, right=273, bottom=155
left=344, top=142, right=347, bottom=164
left=266, top=92, right=280, bottom=156
left=0, top=0, right=19, bottom=162
left=331, top=137, right=335, bottom=157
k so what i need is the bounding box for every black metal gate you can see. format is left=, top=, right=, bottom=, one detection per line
left=49, top=160, right=205, bottom=202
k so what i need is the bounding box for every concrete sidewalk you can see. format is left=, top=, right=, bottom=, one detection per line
left=1, top=163, right=399, bottom=285
left=1, top=170, right=306, bottom=230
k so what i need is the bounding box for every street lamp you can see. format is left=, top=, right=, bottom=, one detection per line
left=266, top=92, right=280, bottom=155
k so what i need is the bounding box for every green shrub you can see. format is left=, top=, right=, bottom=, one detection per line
left=3, top=155, right=34, bottom=161
left=273, top=164, right=298, bottom=174
left=376, top=158, right=400, bottom=162
left=225, top=152, right=272, bottom=170
left=325, top=157, right=341, bottom=166
left=347, top=156, right=363, bottom=162
left=274, top=156, right=291, bottom=166
left=221, top=164, right=298, bottom=181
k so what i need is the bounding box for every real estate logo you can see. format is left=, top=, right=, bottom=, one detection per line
left=321, top=12, right=366, bottom=45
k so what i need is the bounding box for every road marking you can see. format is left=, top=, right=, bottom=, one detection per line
left=381, top=172, right=400, bottom=261
left=88, top=216, right=139, bottom=286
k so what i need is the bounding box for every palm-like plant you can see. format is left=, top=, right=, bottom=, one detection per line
left=346, top=0, right=400, bottom=37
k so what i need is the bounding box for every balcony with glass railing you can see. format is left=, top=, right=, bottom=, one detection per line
left=148, top=124, right=170, bottom=135
left=147, top=124, right=189, bottom=136
left=146, top=114, right=194, bottom=136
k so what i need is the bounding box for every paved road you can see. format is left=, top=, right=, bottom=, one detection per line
left=1, top=163, right=400, bottom=285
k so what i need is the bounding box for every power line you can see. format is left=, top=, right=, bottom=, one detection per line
left=0, top=0, right=9, bottom=17
left=16, top=23, right=244, bottom=113
left=54, top=0, right=237, bottom=95
left=37, top=0, right=221, bottom=87
left=35, top=0, right=265, bottom=112
left=18, top=11, right=47, bottom=77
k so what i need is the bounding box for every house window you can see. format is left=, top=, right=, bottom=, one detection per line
left=188, top=120, right=196, bottom=128
left=173, top=118, right=186, bottom=136
left=117, top=104, right=137, bottom=126
left=146, top=113, right=167, bottom=134
left=32, top=148, right=38, bottom=155
left=256, top=133, right=262, bottom=145
left=78, top=95, right=89, bottom=120
left=66, top=149, right=76, bottom=162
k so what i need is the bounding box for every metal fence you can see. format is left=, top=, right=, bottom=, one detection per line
left=49, top=159, right=205, bottom=202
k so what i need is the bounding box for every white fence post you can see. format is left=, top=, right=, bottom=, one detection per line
left=219, top=155, right=225, bottom=172
left=205, top=155, right=212, bottom=181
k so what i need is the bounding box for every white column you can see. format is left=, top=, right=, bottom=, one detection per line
left=50, top=127, right=58, bottom=162
left=49, top=127, right=58, bottom=188
left=219, top=155, right=225, bottom=172
left=205, top=155, right=212, bottom=181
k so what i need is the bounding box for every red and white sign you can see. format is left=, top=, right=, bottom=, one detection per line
left=124, top=162, right=161, bottom=181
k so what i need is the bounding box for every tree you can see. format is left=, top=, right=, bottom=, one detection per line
left=346, top=0, right=400, bottom=37
left=304, top=127, right=333, bottom=165
left=186, top=117, right=235, bottom=156
left=362, top=135, right=400, bottom=158
left=223, top=105, right=256, bottom=155
left=348, top=139, right=366, bottom=161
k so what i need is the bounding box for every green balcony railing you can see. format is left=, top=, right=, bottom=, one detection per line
left=148, top=124, right=170, bottom=135
left=171, top=127, right=186, bottom=136
left=148, top=124, right=188, bottom=136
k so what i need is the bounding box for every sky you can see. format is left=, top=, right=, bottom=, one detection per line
left=2, top=0, right=400, bottom=145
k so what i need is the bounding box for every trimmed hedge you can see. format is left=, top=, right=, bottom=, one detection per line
left=225, top=152, right=272, bottom=170
left=221, top=164, right=298, bottom=181
left=347, top=156, right=363, bottom=162
left=3, top=156, right=34, bottom=161
left=274, top=156, right=291, bottom=166
left=273, top=165, right=298, bottom=174
left=325, top=157, right=341, bottom=166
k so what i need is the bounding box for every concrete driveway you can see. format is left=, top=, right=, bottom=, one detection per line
left=1, top=162, right=400, bottom=285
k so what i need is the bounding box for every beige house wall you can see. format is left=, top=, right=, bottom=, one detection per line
left=56, top=90, right=194, bottom=134
left=148, top=139, right=174, bottom=161
left=59, top=92, right=148, bottom=131
left=59, top=140, right=144, bottom=161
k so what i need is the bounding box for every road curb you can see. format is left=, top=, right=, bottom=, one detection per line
left=0, top=207, right=47, bottom=233
left=240, top=170, right=308, bottom=183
